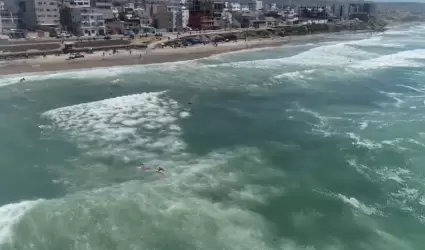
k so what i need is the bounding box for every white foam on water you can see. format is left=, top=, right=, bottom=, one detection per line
left=347, top=132, right=382, bottom=150
left=278, top=42, right=375, bottom=66
left=397, top=84, right=425, bottom=94
left=0, top=199, right=43, bottom=245
left=27, top=92, right=292, bottom=250
left=0, top=59, right=201, bottom=87
left=337, top=194, right=379, bottom=216
left=273, top=69, right=316, bottom=81
left=359, top=121, right=369, bottom=130
left=42, top=91, right=187, bottom=159
left=211, top=39, right=376, bottom=70
left=351, top=49, right=425, bottom=70
left=419, top=196, right=425, bottom=206
left=348, top=36, right=404, bottom=48
left=383, top=30, right=411, bottom=36
left=375, top=167, right=412, bottom=185
left=346, top=158, right=372, bottom=180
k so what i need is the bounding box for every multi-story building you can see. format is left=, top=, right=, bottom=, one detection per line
left=61, top=0, right=106, bottom=36
left=90, top=0, right=113, bottom=19
left=145, top=1, right=168, bottom=18
left=0, top=1, right=19, bottom=34
left=188, top=0, right=224, bottom=30
left=106, top=17, right=143, bottom=35
left=363, top=2, right=377, bottom=16
left=18, top=0, right=60, bottom=30
left=229, top=2, right=240, bottom=12
left=70, top=7, right=105, bottom=36
left=248, top=0, right=262, bottom=11
left=154, top=10, right=174, bottom=31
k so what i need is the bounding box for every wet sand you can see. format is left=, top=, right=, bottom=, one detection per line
left=0, top=39, right=288, bottom=76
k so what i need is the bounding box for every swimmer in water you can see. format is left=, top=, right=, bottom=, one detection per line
left=137, top=164, right=149, bottom=170
left=20, top=78, right=25, bottom=82
left=157, top=167, right=165, bottom=174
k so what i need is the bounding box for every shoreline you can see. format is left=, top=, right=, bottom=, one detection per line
left=0, top=30, right=376, bottom=77
left=0, top=39, right=289, bottom=77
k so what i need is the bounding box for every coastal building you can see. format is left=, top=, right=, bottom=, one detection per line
left=248, top=0, right=263, bottom=11
left=90, top=0, right=113, bottom=19
left=145, top=1, right=168, bottom=18
left=298, top=6, right=329, bottom=20
left=153, top=9, right=175, bottom=31
left=229, top=2, right=240, bottom=12
left=105, top=17, right=142, bottom=34
left=240, top=4, right=249, bottom=12
left=18, top=0, right=60, bottom=30
left=70, top=7, right=105, bottom=36
left=188, top=0, right=225, bottom=30
left=0, top=1, right=17, bottom=33
left=363, top=2, right=377, bottom=16
left=153, top=4, right=188, bottom=32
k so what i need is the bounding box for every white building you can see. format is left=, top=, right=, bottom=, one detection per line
left=0, top=1, right=19, bottom=34
left=91, top=0, right=113, bottom=19
left=240, top=4, right=249, bottom=12
left=70, top=7, right=105, bottom=36
left=19, top=0, right=60, bottom=30
left=255, top=0, right=263, bottom=11
left=181, top=8, right=189, bottom=29
left=229, top=3, right=241, bottom=12
left=248, top=0, right=262, bottom=11
left=221, top=9, right=232, bottom=27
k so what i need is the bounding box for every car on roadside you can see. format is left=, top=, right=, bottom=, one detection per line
left=68, top=53, right=84, bottom=59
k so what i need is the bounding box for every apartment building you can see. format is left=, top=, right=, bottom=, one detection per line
left=0, top=1, right=19, bottom=34
left=70, top=7, right=105, bottom=36
left=18, top=0, right=60, bottom=30
left=90, top=0, right=113, bottom=19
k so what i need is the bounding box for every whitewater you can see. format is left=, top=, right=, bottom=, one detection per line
left=1, top=24, right=425, bottom=250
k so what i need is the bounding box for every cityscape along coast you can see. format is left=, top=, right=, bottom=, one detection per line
left=0, top=0, right=417, bottom=76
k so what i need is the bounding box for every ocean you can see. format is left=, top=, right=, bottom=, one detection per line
left=1, top=24, right=425, bottom=250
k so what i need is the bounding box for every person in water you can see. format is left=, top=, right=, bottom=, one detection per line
left=137, top=164, right=164, bottom=174
left=157, top=167, right=165, bottom=173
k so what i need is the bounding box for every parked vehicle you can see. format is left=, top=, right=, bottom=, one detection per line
left=68, top=53, right=84, bottom=59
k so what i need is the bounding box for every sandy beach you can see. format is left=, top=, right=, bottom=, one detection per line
left=0, top=38, right=290, bottom=76
left=0, top=30, right=376, bottom=77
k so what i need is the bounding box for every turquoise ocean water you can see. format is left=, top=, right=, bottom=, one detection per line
left=1, top=24, right=425, bottom=250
